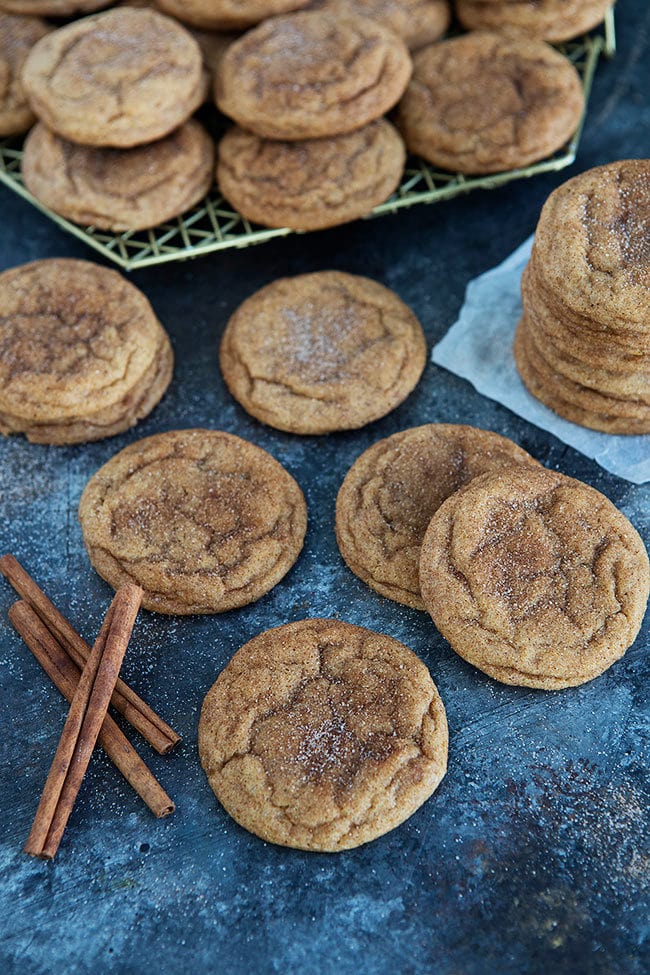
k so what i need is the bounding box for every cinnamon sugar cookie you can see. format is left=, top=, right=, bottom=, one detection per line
left=157, top=0, right=309, bottom=30
left=336, top=424, right=539, bottom=609
left=219, top=271, right=426, bottom=434
left=23, top=120, right=214, bottom=231
left=198, top=618, right=448, bottom=851
left=309, top=0, right=450, bottom=50
left=215, top=11, right=412, bottom=139
left=397, top=31, right=584, bottom=174
left=22, top=8, right=205, bottom=147
left=216, top=121, right=405, bottom=231
left=419, top=466, right=650, bottom=689
left=0, top=12, right=50, bottom=137
left=0, top=259, right=172, bottom=445
left=79, top=429, right=307, bottom=614
left=455, top=0, right=612, bottom=43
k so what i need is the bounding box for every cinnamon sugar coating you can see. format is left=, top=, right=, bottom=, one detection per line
left=308, top=0, right=450, bottom=50
left=455, top=0, right=612, bottom=43
left=219, top=271, right=426, bottom=434
left=215, top=11, right=412, bottom=139
left=397, top=31, right=584, bottom=174
left=0, top=259, right=173, bottom=444
left=0, top=12, right=50, bottom=137
left=336, top=424, right=540, bottom=609
left=157, top=0, right=309, bottom=30
left=419, top=467, right=650, bottom=689
left=21, top=8, right=205, bottom=147
left=79, top=429, right=307, bottom=614
left=216, top=121, right=405, bottom=231
left=199, top=619, right=448, bottom=851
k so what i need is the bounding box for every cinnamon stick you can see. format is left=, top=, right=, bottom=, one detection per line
left=0, top=555, right=180, bottom=754
left=9, top=601, right=174, bottom=821
left=24, top=584, right=143, bottom=859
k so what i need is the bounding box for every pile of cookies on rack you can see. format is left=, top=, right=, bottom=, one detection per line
left=0, top=0, right=610, bottom=232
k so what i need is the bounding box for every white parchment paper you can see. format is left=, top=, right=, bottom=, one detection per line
left=432, top=235, right=650, bottom=484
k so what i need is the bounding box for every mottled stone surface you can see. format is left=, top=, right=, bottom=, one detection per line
left=0, top=4, right=648, bottom=971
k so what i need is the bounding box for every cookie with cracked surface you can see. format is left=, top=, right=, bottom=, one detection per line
left=21, top=8, right=205, bottom=147
left=216, top=121, right=405, bottom=231
left=22, top=119, right=215, bottom=232
left=336, top=424, right=540, bottom=609
left=308, top=0, right=450, bottom=50
left=0, top=259, right=173, bottom=445
left=396, top=31, right=584, bottom=174
left=199, top=618, right=448, bottom=851
left=79, top=429, right=307, bottom=614
left=455, top=0, right=612, bottom=43
left=215, top=11, right=412, bottom=140
left=157, top=0, right=309, bottom=30
left=0, top=12, right=49, bottom=137
left=219, top=271, right=426, bottom=434
left=419, top=466, right=650, bottom=689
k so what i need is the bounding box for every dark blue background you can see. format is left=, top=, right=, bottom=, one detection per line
left=1, top=5, right=648, bottom=973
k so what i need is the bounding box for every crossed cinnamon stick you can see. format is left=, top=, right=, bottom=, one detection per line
left=1, top=555, right=179, bottom=859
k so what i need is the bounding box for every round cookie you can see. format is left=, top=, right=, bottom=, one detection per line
left=0, top=259, right=173, bottom=445
left=0, top=12, right=49, bottom=137
left=219, top=271, right=427, bottom=434
left=22, top=120, right=215, bottom=232
left=199, top=618, right=448, bottom=851
left=217, top=121, right=405, bottom=231
left=215, top=11, right=412, bottom=140
left=419, top=466, right=650, bottom=689
left=157, top=0, right=309, bottom=30
left=396, top=31, right=584, bottom=174
left=336, top=424, right=540, bottom=609
left=0, top=0, right=110, bottom=15
left=455, top=0, right=612, bottom=43
left=309, top=0, right=450, bottom=50
left=21, top=8, right=205, bottom=148
left=79, top=429, right=307, bottom=614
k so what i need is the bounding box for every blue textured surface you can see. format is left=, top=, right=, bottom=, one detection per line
left=1, top=6, right=649, bottom=973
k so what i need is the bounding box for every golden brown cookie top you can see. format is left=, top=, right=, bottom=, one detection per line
left=336, top=424, right=540, bottom=609
left=419, top=466, right=650, bottom=689
left=199, top=618, right=448, bottom=851
left=22, top=8, right=205, bottom=147
left=219, top=271, right=426, bottom=434
left=157, top=0, right=309, bottom=31
left=215, top=11, right=412, bottom=139
left=0, top=258, right=169, bottom=424
left=22, top=119, right=215, bottom=232
left=397, top=31, right=584, bottom=174
left=216, top=120, right=405, bottom=231
left=309, top=0, right=450, bottom=49
left=455, top=0, right=612, bottom=43
left=532, top=160, right=650, bottom=329
left=0, top=12, right=50, bottom=136
left=79, top=429, right=307, bottom=615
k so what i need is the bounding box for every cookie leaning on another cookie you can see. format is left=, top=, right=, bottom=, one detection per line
left=336, top=424, right=540, bottom=609
left=217, top=121, right=405, bottom=231
left=199, top=618, right=448, bottom=851
left=215, top=11, right=412, bottom=140
left=219, top=271, right=427, bottom=434
left=0, top=259, right=173, bottom=444
left=419, top=466, right=650, bottom=689
left=79, top=429, right=307, bottom=614
left=22, top=120, right=215, bottom=232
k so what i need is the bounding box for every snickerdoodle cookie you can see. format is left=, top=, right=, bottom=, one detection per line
left=455, top=0, right=612, bottom=43
left=0, top=13, right=50, bottom=136
left=419, top=466, right=650, bottom=689
left=309, top=0, right=450, bottom=50
left=79, top=429, right=307, bottom=614
left=0, top=259, right=172, bottom=445
left=215, top=11, right=412, bottom=139
left=157, top=0, right=309, bottom=30
left=336, top=424, right=540, bottom=609
left=216, top=121, right=405, bottom=231
left=199, top=618, right=448, bottom=851
left=219, top=272, right=426, bottom=434
left=514, top=160, right=650, bottom=433
left=22, top=8, right=205, bottom=147
left=397, top=31, right=584, bottom=174
left=23, top=119, right=214, bottom=231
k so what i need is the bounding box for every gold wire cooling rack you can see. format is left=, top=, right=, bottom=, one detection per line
left=0, top=8, right=616, bottom=271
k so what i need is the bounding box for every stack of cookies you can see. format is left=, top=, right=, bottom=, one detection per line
left=514, top=160, right=650, bottom=434
left=19, top=7, right=215, bottom=231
